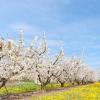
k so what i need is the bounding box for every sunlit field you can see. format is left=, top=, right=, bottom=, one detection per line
left=0, top=82, right=39, bottom=96
left=0, top=82, right=70, bottom=96
left=33, top=83, right=100, bottom=100
left=1, top=82, right=100, bottom=100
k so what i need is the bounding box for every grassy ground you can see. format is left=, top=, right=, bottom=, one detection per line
left=45, top=83, right=69, bottom=90
left=0, top=82, right=40, bottom=96
left=2, top=82, right=100, bottom=100
left=0, top=82, right=69, bottom=97
left=34, top=83, right=100, bottom=100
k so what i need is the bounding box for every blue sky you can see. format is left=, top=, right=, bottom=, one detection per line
left=0, top=0, right=100, bottom=68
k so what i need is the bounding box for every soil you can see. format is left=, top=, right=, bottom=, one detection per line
left=0, top=84, right=90, bottom=100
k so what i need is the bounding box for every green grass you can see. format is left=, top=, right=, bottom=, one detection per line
left=45, top=83, right=69, bottom=90
left=0, top=82, right=70, bottom=97
left=34, top=83, right=100, bottom=100
left=0, top=82, right=40, bottom=96
left=0, top=81, right=71, bottom=99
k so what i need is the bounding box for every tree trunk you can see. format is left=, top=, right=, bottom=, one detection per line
left=0, top=78, right=7, bottom=89
left=82, top=80, right=84, bottom=85
left=76, top=81, right=80, bottom=85
left=72, top=82, right=75, bottom=86
left=41, top=84, right=46, bottom=90
left=60, top=82, right=65, bottom=87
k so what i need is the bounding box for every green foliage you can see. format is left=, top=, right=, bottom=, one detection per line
left=45, top=83, right=69, bottom=90
left=0, top=82, right=40, bottom=96
left=0, top=82, right=70, bottom=96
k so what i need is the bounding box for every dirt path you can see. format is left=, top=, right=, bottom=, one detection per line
left=17, top=84, right=89, bottom=100
left=18, top=87, right=72, bottom=100
left=0, top=84, right=90, bottom=100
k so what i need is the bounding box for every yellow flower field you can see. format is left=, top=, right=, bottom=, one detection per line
left=33, top=83, right=100, bottom=100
